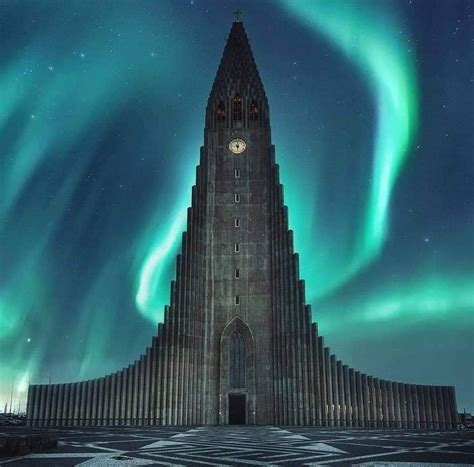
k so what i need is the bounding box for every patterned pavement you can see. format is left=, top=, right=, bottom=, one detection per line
left=1, top=425, right=473, bottom=466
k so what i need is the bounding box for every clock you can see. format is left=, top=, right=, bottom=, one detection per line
left=229, top=138, right=246, bottom=154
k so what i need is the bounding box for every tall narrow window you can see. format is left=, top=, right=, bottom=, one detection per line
left=229, top=330, right=245, bottom=388
left=234, top=218, right=240, bottom=227
left=234, top=243, right=240, bottom=253
left=216, top=101, right=225, bottom=121
left=235, top=295, right=240, bottom=305
left=235, top=193, right=241, bottom=203
left=235, top=268, right=240, bottom=279
left=249, top=101, right=259, bottom=121
left=234, top=169, right=240, bottom=178
left=233, top=94, right=242, bottom=120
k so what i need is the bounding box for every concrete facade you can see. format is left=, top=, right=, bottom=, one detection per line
left=26, top=21, right=459, bottom=429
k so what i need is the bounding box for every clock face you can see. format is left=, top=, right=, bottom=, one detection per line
left=229, top=138, right=247, bottom=154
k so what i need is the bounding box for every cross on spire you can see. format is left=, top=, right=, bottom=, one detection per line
left=233, top=9, right=242, bottom=22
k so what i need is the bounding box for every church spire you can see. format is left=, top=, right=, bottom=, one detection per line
left=206, top=20, right=269, bottom=129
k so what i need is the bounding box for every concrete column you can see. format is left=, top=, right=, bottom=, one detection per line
left=298, top=284, right=311, bottom=426
left=42, top=385, right=50, bottom=427
left=30, top=386, right=39, bottom=427
left=172, top=269, right=181, bottom=426
left=436, top=386, right=446, bottom=429
left=168, top=276, right=178, bottom=425
left=318, top=337, right=327, bottom=426
left=121, top=371, right=127, bottom=425
left=417, top=385, right=426, bottom=430
left=281, top=204, right=291, bottom=425
left=79, top=382, right=86, bottom=426
left=442, top=386, right=453, bottom=429
left=387, top=381, right=395, bottom=428
left=336, top=361, right=345, bottom=427
left=355, top=372, right=363, bottom=427
left=392, top=382, right=403, bottom=428
left=275, top=218, right=285, bottom=424
left=423, top=386, right=433, bottom=429
left=374, top=378, right=381, bottom=428
left=155, top=332, right=163, bottom=425
left=26, top=385, right=34, bottom=426
left=343, top=365, right=351, bottom=427
left=269, top=182, right=280, bottom=424
left=84, top=381, right=91, bottom=426
left=109, top=374, right=116, bottom=426
left=405, top=384, right=414, bottom=429
left=361, top=374, right=369, bottom=428
left=183, top=228, right=192, bottom=426
left=126, top=366, right=133, bottom=425
left=448, top=386, right=459, bottom=429
left=90, top=379, right=98, bottom=425
left=302, top=306, right=317, bottom=426
left=397, top=383, right=406, bottom=428
left=311, top=323, right=321, bottom=426
left=105, top=375, right=112, bottom=426
left=429, top=386, right=440, bottom=429
left=43, top=385, right=53, bottom=427
left=149, top=340, right=157, bottom=425
left=349, top=369, right=357, bottom=426
left=36, top=385, right=45, bottom=427
left=411, top=384, right=420, bottom=429
left=330, top=355, right=339, bottom=427
left=63, top=384, right=71, bottom=426
left=380, top=380, right=389, bottom=428
left=287, top=233, right=299, bottom=425
left=68, top=383, right=77, bottom=426
left=144, top=350, right=151, bottom=426
left=97, top=378, right=104, bottom=426
left=56, top=384, right=64, bottom=426
left=161, top=311, right=171, bottom=425
left=133, top=364, right=140, bottom=426
left=325, top=348, right=333, bottom=426
left=367, top=376, right=375, bottom=428
left=76, top=382, right=83, bottom=426
left=52, top=385, right=60, bottom=426
left=30, top=385, right=39, bottom=427
left=271, top=183, right=282, bottom=425
left=138, top=357, right=145, bottom=425
left=114, top=373, right=121, bottom=425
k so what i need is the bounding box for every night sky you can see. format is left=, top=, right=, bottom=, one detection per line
left=1, top=0, right=473, bottom=414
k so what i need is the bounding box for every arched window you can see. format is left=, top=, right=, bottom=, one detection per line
left=233, top=94, right=242, bottom=120
left=249, top=101, right=258, bottom=121
left=216, top=101, right=225, bottom=121
left=229, top=330, right=245, bottom=387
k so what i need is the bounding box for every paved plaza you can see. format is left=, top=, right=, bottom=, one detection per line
left=1, top=426, right=473, bottom=466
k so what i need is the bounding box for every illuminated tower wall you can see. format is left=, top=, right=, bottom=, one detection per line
left=26, top=21, right=459, bottom=429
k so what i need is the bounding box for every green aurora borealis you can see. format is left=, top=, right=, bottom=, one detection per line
left=1, top=0, right=473, bottom=412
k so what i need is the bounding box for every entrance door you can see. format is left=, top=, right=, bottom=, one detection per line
left=228, top=394, right=246, bottom=425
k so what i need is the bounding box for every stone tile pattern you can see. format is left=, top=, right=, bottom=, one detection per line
left=3, top=426, right=474, bottom=466
left=26, top=21, right=459, bottom=429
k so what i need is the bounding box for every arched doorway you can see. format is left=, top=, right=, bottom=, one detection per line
left=219, top=317, right=255, bottom=425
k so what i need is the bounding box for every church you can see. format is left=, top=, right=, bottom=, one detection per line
left=26, top=19, right=458, bottom=428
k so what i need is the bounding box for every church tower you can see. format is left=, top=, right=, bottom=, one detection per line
left=26, top=19, right=459, bottom=429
